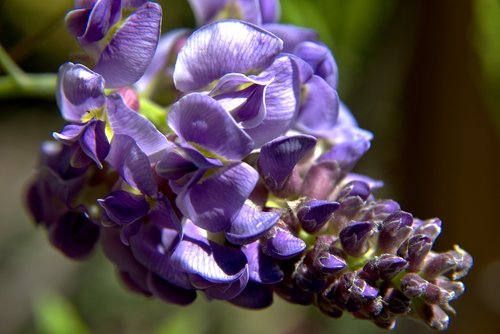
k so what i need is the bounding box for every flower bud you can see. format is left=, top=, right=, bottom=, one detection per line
left=378, top=211, right=413, bottom=253
left=297, top=199, right=339, bottom=233
left=339, top=221, right=376, bottom=257
left=398, top=234, right=432, bottom=272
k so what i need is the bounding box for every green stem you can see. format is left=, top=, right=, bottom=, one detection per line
left=0, top=73, right=57, bottom=100
left=0, top=44, right=28, bottom=84
left=0, top=44, right=57, bottom=100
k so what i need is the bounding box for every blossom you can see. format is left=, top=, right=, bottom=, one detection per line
left=25, top=0, right=472, bottom=330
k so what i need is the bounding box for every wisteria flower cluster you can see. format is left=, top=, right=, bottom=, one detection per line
left=26, top=0, right=472, bottom=330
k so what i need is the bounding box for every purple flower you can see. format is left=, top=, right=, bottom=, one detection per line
left=173, top=20, right=301, bottom=146
left=188, top=0, right=280, bottom=26
left=66, top=1, right=162, bottom=87
left=26, top=0, right=472, bottom=330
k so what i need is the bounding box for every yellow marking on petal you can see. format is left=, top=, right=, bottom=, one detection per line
left=214, top=2, right=243, bottom=21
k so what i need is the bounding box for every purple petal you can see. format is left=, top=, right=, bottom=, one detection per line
left=122, top=0, right=148, bottom=7
left=168, top=93, right=254, bottom=160
left=337, top=181, right=371, bottom=201
left=98, top=190, right=149, bottom=225
left=378, top=211, right=414, bottom=254
left=176, top=162, right=258, bottom=232
left=106, top=93, right=171, bottom=160
left=263, top=23, right=317, bottom=52
left=229, top=281, right=273, bottom=309
left=315, top=253, right=347, bottom=274
left=339, top=221, right=376, bottom=257
left=106, top=134, right=157, bottom=195
left=148, top=272, right=197, bottom=306
left=211, top=73, right=272, bottom=129
left=262, top=228, right=306, bottom=259
left=244, top=55, right=301, bottom=146
left=128, top=199, right=184, bottom=274
left=156, top=145, right=223, bottom=181
left=343, top=173, right=384, bottom=191
left=297, top=200, right=339, bottom=233
left=301, top=160, right=343, bottom=199
left=202, top=269, right=249, bottom=300
left=174, top=20, right=283, bottom=92
left=66, top=0, right=122, bottom=45
left=136, top=28, right=190, bottom=92
left=225, top=204, right=279, bottom=245
left=318, top=139, right=371, bottom=173
left=170, top=221, right=248, bottom=283
left=242, top=241, right=283, bottom=284
left=48, top=210, right=100, bottom=260
left=260, top=0, right=280, bottom=23
left=190, top=0, right=264, bottom=25
left=79, top=120, right=110, bottom=168
left=52, top=124, right=85, bottom=144
left=294, top=41, right=338, bottom=88
left=258, top=134, right=316, bottom=191
left=94, top=2, right=162, bottom=87
left=187, top=0, right=227, bottom=25
left=100, top=228, right=151, bottom=295
left=65, top=9, right=91, bottom=40
left=295, top=75, right=339, bottom=133
left=56, top=62, right=105, bottom=123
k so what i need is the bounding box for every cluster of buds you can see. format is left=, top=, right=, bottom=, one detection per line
left=26, top=0, right=472, bottom=330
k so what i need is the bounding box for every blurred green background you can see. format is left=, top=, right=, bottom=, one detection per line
left=1, top=0, right=499, bottom=333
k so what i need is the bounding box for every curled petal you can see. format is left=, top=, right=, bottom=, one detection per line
left=211, top=73, right=272, bottom=129
left=297, top=200, right=339, bottom=233
left=242, top=241, right=283, bottom=284
left=258, top=134, right=316, bottom=191
left=53, top=124, right=86, bottom=144
left=339, top=221, right=376, bottom=257
left=294, top=41, right=338, bottom=88
left=106, top=93, right=171, bottom=160
left=170, top=221, right=248, bottom=283
left=202, top=269, right=249, bottom=300
left=79, top=120, right=110, bottom=168
left=295, top=75, right=339, bottom=133
left=263, top=23, right=317, bottom=52
left=262, top=228, right=306, bottom=259
left=94, top=2, right=162, bottom=87
left=378, top=211, right=414, bottom=253
left=225, top=204, right=279, bottom=244
left=106, top=134, right=157, bottom=195
left=245, top=55, right=301, bottom=146
left=174, top=20, right=283, bottom=92
left=314, top=253, right=347, bottom=274
left=98, top=190, right=149, bottom=225
left=156, top=145, right=223, bottom=181
left=56, top=62, right=105, bottom=123
left=168, top=93, right=254, bottom=160
left=176, top=162, right=258, bottom=232
left=48, top=210, right=100, bottom=260
left=66, top=0, right=121, bottom=45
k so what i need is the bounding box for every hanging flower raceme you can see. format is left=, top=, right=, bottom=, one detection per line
left=25, top=0, right=472, bottom=331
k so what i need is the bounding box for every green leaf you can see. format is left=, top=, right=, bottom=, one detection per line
left=33, top=291, right=89, bottom=334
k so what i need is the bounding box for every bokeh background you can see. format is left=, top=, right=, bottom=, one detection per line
left=1, top=0, right=499, bottom=333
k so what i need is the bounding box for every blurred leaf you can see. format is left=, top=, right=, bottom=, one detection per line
left=280, top=0, right=398, bottom=95
left=153, top=309, right=205, bottom=334
left=475, top=0, right=500, bottom=136
left=33, top=291, right=89, bottom=334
